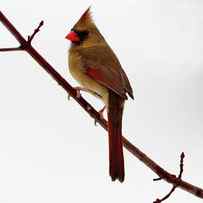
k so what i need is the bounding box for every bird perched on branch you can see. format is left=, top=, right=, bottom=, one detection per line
left=65, top=7, right=134, bottom=182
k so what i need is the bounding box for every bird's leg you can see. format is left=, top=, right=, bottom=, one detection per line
left=75, top=86, right=101, bottom=98
left=68, top=87, right=84, bottom=99
left=70, top=86, right=105, bottom=123
left=68, top=86, right=101, bottom=99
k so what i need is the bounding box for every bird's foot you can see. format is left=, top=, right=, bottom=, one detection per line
left=73, top=86, right=101, bottom=98
left=75, top=87, right=82, bottom=98
left=67, top=87, right=82, bottom=100
left=67, top=87, right=81, bottom=100
left=70, top=86, right=85, bottom=98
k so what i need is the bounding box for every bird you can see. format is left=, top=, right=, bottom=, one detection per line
left=65, top=7, right=134, bottom=182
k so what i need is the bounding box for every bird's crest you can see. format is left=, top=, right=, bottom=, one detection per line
left=80, top=6, right=92, bottom=23
left=73, top=7, right=94, bottom=29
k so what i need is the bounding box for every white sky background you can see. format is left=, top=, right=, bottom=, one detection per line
left=0, top=0, right=203, bottom=202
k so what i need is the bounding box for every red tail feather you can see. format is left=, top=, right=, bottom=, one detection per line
left=107, top=90, right=125, bottom=182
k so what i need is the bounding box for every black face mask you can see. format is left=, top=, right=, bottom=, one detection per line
left=71, top=29, right=89, bottom=43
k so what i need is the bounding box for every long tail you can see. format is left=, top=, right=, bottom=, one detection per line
left=107, top=90, right=125, bottom=182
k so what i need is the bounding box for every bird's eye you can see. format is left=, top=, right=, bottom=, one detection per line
left=71, top=29, right=89, bottom=41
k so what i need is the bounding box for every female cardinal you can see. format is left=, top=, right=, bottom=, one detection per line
left=65, top=8, right=134, bottom=182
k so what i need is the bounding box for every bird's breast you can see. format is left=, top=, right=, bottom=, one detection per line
left=68, top=51, right=109, bottom=105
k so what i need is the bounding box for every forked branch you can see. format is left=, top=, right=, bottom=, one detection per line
left=154, top=152, right=185, bottom=203
left=0, top=10, right=203, bottom=201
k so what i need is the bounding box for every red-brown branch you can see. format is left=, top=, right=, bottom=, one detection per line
left=0, top=10, right=203, bottom=200
left=27, top=20, right=44, bottom=43
left=0, top=46, right=23, bottom=51
left=154, top=152, right=185, bottom=203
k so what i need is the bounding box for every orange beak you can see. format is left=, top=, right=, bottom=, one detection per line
left=65, top=31, right=80, bottom=42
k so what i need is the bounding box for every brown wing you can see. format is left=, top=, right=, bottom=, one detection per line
left=77, top=45, right=134, bottom=99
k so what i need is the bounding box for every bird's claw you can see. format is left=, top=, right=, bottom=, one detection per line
left=74, top=87, right=82, bottom=98
left=76, top=89, right=81, bottom=98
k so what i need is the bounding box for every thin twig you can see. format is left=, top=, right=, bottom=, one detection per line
left=154, top=152, right=185, bottom=203
left=0, top=10, right=203, bottom=200
left=0, top=46, right=23, bottom=51
left=27, top=21, right=44, bottom=44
